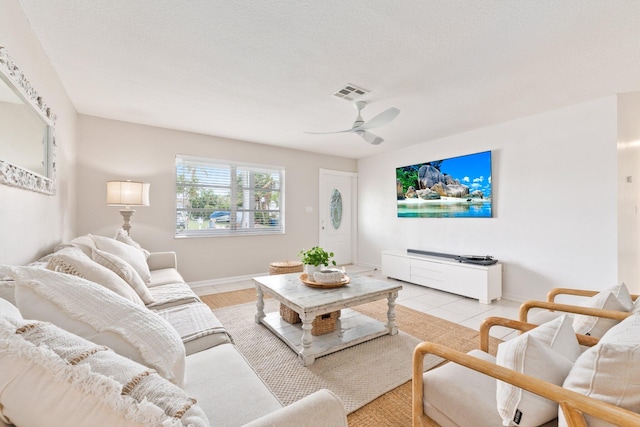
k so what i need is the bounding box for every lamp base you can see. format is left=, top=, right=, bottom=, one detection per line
left=119, top=209, right=136, bottom=235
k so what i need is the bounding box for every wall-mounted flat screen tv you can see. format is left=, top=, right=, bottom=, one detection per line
left=396, top=150, right=492, bottom=218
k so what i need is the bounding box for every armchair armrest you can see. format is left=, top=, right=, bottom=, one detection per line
left=412, top=342, right=640, bottom=427
left=478, top=316, right=599, bottom=353
left=147, top=251, right=178, bottom=270
left=242, top=389, right=347, bottom=427
left=518, top=300, right=630, bottom=323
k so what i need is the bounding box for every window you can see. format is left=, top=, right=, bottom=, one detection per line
left=175, top=155, right=284, bottom=237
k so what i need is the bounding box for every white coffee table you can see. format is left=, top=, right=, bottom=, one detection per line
left=253, top=273, right=402, bottom=366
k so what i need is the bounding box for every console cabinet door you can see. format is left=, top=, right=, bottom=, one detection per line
left=381, top=252, right=411, bottom=282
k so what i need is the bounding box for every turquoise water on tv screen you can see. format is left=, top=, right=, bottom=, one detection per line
left=397, top=199, right=492, bottom=218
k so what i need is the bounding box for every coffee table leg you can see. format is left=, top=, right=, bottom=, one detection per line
left=300, top=313, right=315, bottom=366
left=386, top=291, right=399, bottom=335
left=255, top=286, right=265, bottom=324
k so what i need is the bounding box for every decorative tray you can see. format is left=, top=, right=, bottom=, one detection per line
left=299, top=273, right=350, bottom=288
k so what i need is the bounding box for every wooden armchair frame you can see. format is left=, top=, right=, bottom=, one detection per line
left=518, top=287, right=638, bottom=323
left=547, top=288, right=639, bottom=303
left=412, top=317, right=639, bottom=427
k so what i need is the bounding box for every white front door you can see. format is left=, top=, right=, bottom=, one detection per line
left=319, top=169, right=357, bottom=266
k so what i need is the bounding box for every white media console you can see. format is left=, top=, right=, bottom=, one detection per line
left=381, top=250, right=502, bottom=304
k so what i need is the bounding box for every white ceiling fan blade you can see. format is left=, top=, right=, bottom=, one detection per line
left=358, top=107, right=400, bottom=131
left=360, top=131, right=384, bottom=145
left=304, top=129, right=353, bottom=135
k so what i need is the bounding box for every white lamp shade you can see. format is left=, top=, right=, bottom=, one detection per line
left=107, top=181, right=150, bottom=206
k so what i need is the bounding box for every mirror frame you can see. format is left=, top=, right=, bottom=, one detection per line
left=0, top=46, right=56, bottom=195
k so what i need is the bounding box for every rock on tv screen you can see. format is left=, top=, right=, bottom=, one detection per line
left=396, top=150, right=492, bottom=218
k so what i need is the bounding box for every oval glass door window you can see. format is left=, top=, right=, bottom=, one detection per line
left=330, top=188, right=343, bottom=229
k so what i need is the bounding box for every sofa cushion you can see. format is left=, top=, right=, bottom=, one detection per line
left=155, top=302, right=231, bottom=355
left=92, top=248, right=155, bottom=304
left=46, top=246, right=144, bottom=306
left=147, top=252, right=178, bottom=272
left=496, top=314, right=580, bottom=427
left=423, top=349, right=503, bottom=427
left=115, top=228, right=151, bottom=259
left=243, top=389, right=347, bottom=427
left=149, top=267, right=186, bottom=288
left=90, top=234, right=152, bottom=284
left=0, top=266, right=186, bottom=387
left=560, top=313, right=640, bottom=427
left=184, top=343, right=282, bottom=426
left=0, top=317, right=208, bottom=427
left=572, top=290, right=627, bottom=338
left=147, top=282, right=201, bottom=310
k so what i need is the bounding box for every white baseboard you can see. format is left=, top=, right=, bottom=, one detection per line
left=187, top=263, right=382, bottom=290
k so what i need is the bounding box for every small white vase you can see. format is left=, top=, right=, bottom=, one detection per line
left=304, top=264, right=321, bottom=276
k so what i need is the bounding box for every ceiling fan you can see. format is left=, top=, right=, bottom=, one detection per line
left=305, top=101, right=400, bottom=145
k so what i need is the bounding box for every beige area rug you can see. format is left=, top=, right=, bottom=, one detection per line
left=202, top=288, right=502, bottom=426
left=211, top=298, right=444, bottom=413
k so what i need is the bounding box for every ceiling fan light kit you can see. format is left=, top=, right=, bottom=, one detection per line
left=306, top=100, right=400, bottom=145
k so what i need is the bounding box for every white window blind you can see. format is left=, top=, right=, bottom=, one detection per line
left=175, top=155, right=284, bottom=237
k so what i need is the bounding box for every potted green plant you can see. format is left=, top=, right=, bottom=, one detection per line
left=298, top=246, right=336, bottom=275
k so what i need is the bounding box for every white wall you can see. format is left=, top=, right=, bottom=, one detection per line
left=357, top=97, right=619, bottom=302
left=75, top=115, right=357, bottom=282
left=617, top=92, right=640, bottom=294
left=0, top=0, right=77, bottom=265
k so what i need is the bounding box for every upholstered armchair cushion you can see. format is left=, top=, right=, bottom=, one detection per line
left=422, top=349, right=503, bottom=427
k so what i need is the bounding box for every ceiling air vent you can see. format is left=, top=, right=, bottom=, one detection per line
left=333, top=84, right=369, bottom=101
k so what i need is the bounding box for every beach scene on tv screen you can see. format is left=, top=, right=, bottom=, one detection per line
left=396, top=150, right=492, bottom=218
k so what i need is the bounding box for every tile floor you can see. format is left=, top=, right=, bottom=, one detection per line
left=196, top=265, right=522, bottom=341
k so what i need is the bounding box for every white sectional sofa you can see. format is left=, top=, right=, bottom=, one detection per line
left=0, top=231, right=347, bottom=427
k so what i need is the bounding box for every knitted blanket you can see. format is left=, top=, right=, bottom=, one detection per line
left=0, top=265, right=186, bottom=386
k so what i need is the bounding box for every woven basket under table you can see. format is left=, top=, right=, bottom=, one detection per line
left=270, top=260, right=304, bottom=324
left=269, top=259, right=340, bottom=335
left=269, top=260, right=303, bottom=275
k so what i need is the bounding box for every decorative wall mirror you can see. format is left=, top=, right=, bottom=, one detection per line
left=0, top=46, right=56, bottom=195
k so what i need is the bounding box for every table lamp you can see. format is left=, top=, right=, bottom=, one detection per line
left=106, top=180, right=150, bottom=235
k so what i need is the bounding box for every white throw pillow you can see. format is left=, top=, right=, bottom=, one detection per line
left=92, top=248, right=154, bottom=305
left=0, top=317, right=209, bottom=427
left=47, top=246, right=144, bottom=306
left=0, top=297, right=21, bottom=320
left=496, top=315, right=580, bottom=427
left=115, top=228, right=151, bottom=259
left=90, top=234, right=152, bottom=284
left=0, top=266, right=185, bottom=386
left=603, top=282, right=633, bottom=310
left=54, top=234, right=97, bottom=257
left=572, top=291, right=627, bottom=338
left=560, top=314, right=640, bottom=427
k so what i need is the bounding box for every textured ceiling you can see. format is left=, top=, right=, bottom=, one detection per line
left=17, top=0, right=640, bottom=159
